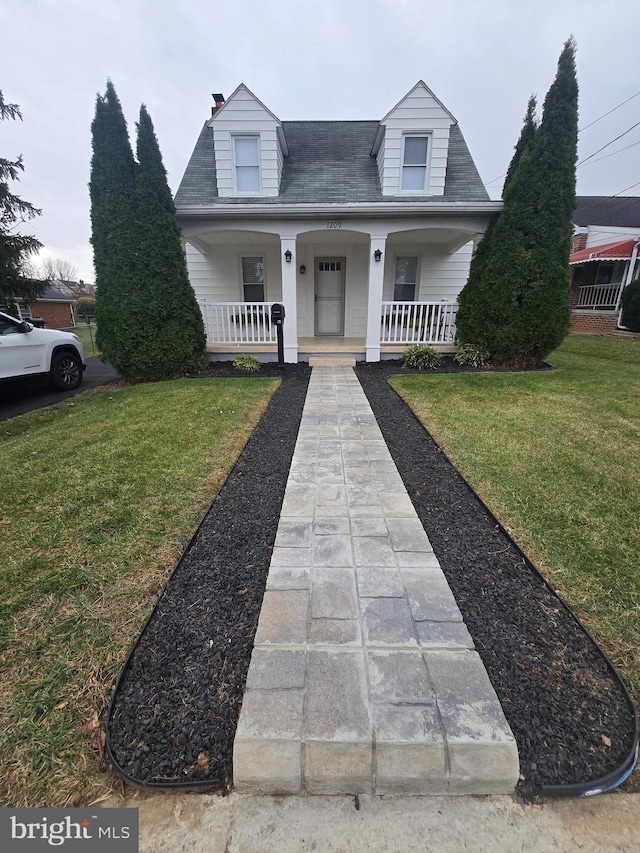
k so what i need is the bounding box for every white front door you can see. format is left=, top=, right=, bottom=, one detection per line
left=315, top=258, right=345, bottom=335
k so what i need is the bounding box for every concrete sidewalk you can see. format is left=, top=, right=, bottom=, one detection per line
left=233, top=366, right=519, bottom=796
left=106, top=790, right=640, bottom=853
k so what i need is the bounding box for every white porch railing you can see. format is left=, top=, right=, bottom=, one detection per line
left=198, top=301, right=276, bottom=344
left=577, top=283, right=624, bottom=311
left=196, top=299, right=459, bottom=348
left=380, top=301, right=458, bottom=345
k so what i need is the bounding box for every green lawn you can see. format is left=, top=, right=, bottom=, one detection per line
left=0, top=376, right=279, bottom=807
left=63, top=324, right=98, bottom=356
left=390, top=335, right=640, bottom=707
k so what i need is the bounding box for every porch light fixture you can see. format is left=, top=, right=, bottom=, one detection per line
left=299, top=264, right=306, bottom=274
left=284, top=249, right=292, bottom=263
left=374, top=249, right=382, bottom=262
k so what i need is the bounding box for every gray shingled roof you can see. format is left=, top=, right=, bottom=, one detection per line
left=174, top=121, right=489, bottom=209
left=573, top=196, right=640, bottom=228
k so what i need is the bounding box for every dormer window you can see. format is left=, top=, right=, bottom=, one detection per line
left=401, top=135, right=430, bottom=192
left=233, top=135, right=260, bottom=193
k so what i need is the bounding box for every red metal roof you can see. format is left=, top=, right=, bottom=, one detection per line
left=569, top=238, right=639, bottom=264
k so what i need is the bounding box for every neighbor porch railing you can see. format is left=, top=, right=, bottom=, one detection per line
left=380, top=301, right=458, bottom=345
left=577, top=283, right=624, bottom=311
left=198, top=301, right=276, bottom=344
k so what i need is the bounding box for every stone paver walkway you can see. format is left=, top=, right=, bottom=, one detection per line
left=233, top=367, right=519, bottom=795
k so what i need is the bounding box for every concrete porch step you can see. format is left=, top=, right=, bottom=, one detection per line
left=308, top=356, right=357, bottom=367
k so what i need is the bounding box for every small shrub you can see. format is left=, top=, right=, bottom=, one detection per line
left=233, top=354, right=261, bottom=373
left=454, top=343, right=490, bottom=367
left=401, top=344, right=441, bottom=370
left=620, top=279, right=640, bottom=332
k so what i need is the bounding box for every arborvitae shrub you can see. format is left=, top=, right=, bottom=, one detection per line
left=620, top=279, right=640, bottom=332
left=456, top=40, right=577, bottom=365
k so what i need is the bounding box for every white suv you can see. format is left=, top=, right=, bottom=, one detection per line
left=0, top=311, right=86, bottom=390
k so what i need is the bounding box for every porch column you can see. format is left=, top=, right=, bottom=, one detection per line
left=280, top=236, right=298, bottom=363
left=365, top=235, right=387, bottom=362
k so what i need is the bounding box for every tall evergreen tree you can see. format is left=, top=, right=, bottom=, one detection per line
left=90, top=84, right=206, bottom=380
left=502, top=95, right=537, bottom=198
left=456, top=39, right=578, bottom=364
left=90, top=80, right=138, bottom=372
left=456, top=97, right=538, bottom=349
left=0, top=91, right=47, bottom=306
left=127, top=105, right=206, bottom=380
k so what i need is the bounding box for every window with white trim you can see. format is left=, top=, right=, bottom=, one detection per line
left=401, top=136, right=429, bottom=191
left=394, top=256, right=418, bottom=301
left=241, top=256, right=265, bottom=301
left=233, top=136, right=260, bottom=193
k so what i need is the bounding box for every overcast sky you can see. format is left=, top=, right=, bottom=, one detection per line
left=4, top=0, right=640, bottom=283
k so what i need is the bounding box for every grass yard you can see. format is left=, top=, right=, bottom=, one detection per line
left=63, top=324, right=98, bottom=356
left=390, top=335, right=640, bottom=708
left=0, top=376, right=279, bottom=807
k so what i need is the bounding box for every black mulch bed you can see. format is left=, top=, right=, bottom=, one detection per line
left=356, top=360, right=637, bottom=798
left=107, top=363, right=310, bottom=790
left=107, top=358, right=637, bottom=799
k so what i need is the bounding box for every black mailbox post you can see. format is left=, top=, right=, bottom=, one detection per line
left=270, top=303, right=286, bottom=366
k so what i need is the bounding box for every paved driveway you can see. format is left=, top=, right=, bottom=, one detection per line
left=0, top=356, right=120, bottom=422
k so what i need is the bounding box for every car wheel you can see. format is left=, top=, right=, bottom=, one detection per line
left=50, top=350, right=83, bottom=390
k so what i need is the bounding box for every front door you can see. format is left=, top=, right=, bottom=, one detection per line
left=315, top=258, right=345, bottom=335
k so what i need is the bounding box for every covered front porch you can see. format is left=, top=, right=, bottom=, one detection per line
left=182, top=213, right=491, bottom=362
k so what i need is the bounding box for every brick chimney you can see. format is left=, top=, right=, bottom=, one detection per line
left=571, top=232, right=588, bottom=254
left=211, top=93, right=225, bottom=116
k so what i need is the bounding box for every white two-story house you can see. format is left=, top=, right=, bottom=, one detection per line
left=175, top=82, right=501, bottom=362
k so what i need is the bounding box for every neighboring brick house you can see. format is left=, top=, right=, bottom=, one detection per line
left=569, top=197, right=640, bottom=334
left=175, top=82, right=501, bottom=362
left=17, top=280, right=96, bottom=329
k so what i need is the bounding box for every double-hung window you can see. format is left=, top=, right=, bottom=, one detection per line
left=394, top=256, right=418, bottom=301
left=233, top=135, right=260, bottom=193
left=241, top=256, right=265, bottom=301
left=401, top=135, right=429, bottom=192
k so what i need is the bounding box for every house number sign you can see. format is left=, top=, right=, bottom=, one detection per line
left=326, top=220, right=342, bottom=229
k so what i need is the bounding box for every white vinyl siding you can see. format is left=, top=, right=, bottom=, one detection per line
left=233, top=137, right=260, bottom=193
left=185, top=242, right=282, bottom=305
left=375, top=82, right=453, bottom=197
left=382, top=243, right=473, bottom=302
left=211, top=85, right=285, bottom=197
left=416, top=243, right=473, bottom=301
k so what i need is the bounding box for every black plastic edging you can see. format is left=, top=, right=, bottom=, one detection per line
left=105, top=371, right=310, bottom=790
left=360, top=369, right=639, bottom=800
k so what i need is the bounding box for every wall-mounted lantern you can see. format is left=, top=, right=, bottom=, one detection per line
left=284, top=249, right=292, bottom=263
left=299, top=264, right=306, bottom=275
left=374, top=249, right=382, bottom=262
